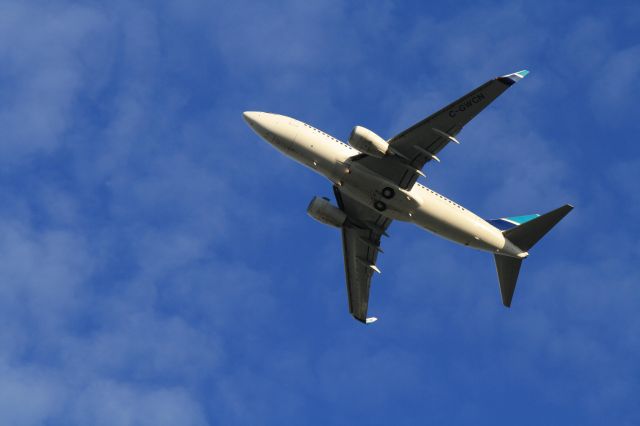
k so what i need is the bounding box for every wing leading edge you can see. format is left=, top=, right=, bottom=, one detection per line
left=334, top=186, right=391, bottom=324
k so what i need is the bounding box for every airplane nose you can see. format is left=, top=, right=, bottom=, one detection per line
left=243, top=111, right=287, bottom=145
left=242, top=111, right=261, bottom=127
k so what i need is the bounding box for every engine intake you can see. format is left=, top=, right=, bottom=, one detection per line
left=307, top=196, right=346, bottom=228
left=348, top=126, right=389, bottom=158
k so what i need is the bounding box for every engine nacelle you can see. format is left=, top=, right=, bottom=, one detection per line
left=307, top=196, right=347, bottom=228
left=348, top=126, right=389, bottom=158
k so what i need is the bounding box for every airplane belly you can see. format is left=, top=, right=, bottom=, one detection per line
left=412, top=189, right=505, bottom=252
left=339, top=166, right=418, bottom=222
left=265, top=121, right=300, bottom=158
left=288, top=133, right=352, bottom=180
left=266, top=117, right=342, bottom=177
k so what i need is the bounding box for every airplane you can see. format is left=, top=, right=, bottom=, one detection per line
left=243, top=70, right=572, bottom=324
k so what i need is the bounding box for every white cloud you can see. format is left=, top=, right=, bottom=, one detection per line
left=0, top=2, right=111, bottom=161
left=72, top=381, right=207, bottom=426
left=590, top=44, right=640, bottom=124
left=0, top=221, right=92, bottom=336
left=0, top=361, right=65, bottom=426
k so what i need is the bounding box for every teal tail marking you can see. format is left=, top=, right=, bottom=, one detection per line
left=487, top=214, right=540, bottom=231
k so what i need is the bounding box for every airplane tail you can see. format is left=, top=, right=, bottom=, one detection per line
left=493, top=204, right=573, bottom=307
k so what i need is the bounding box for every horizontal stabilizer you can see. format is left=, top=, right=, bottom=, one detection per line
left=494, top=254, right=522, bottom=307
left=504, top=204, right=573, bottom=252
left=494, top=204, right=572, bottom=307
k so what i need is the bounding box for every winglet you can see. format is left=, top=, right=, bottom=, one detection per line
left=352, top=315, right=378, bottom=324
left=498, top=69, right=530, bottom=86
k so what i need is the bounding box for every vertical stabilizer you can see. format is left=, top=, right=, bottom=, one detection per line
left=494, top=255, right=522, bottom=307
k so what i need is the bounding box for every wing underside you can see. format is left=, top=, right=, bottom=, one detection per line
left=334, top=186, right=391, bottom=323
left=352, top=70, right=529, bottom=190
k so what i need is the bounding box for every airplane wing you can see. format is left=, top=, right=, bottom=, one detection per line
left=350, top=70, right=529, bottom=190
left=333, top=186, right=391, bottom=324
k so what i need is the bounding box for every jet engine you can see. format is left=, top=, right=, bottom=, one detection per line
left=307, top=196, right=347, bottom=228
left=348, top=126, right=389, bottom=158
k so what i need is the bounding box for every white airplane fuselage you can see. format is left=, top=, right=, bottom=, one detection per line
left=244, top=111, right=526, bottom=258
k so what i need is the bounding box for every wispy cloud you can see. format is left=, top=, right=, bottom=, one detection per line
left=0, top=2, right=109, bottom=162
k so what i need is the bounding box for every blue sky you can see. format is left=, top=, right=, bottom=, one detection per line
left=1, top=0, right=639, bottom=424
